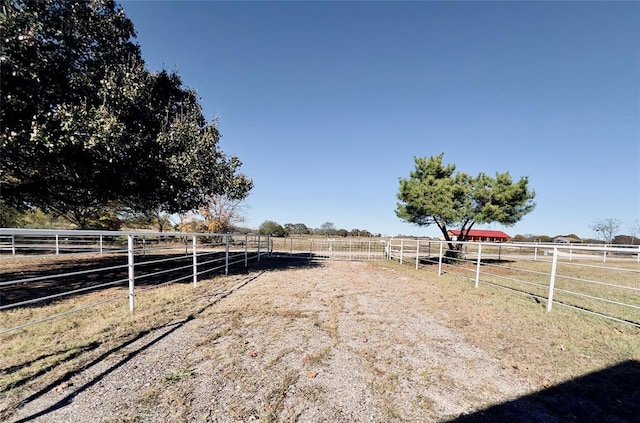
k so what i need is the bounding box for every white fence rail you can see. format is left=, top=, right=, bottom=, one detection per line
left=269, top=237, right=388, bottom=261
left=388, top=239, right=640, bottom=328
left=0, top=229, right=270, bottom=335
left=3, top=230, right=638, bottom=334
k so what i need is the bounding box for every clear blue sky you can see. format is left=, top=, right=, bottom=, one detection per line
left=121, top=1, right=640, bottom=238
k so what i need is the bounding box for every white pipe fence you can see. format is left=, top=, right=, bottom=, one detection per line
left=2, top=229, right=638, bottom=334
left=268, top=237, right=388, bottom=261
left=0, top=229, right=270, bottom=335
left=387, top=238, right=640, bottom=328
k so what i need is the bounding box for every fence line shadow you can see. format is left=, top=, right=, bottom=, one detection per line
left=1, top=257, right=319, bottom=390
left=0, top=251, right=268, bottom=307
left=5, top=270, right=264, bottom=423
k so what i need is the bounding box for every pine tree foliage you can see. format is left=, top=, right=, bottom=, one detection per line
left=396, top=153, right=536, bottom=251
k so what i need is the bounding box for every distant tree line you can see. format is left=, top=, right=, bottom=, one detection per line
left=257, top=221, right=381, bottom=238
left=512, top=219, right=640, bottom=246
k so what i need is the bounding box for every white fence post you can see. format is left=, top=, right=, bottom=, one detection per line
left=225, top=234, right=230, bottom=275
left=192, top=235, right=198, bottom=287
left=128, top=234, right=135, bottom=313
left=11, top=235, right=16, bottom=255
left=415, top=239, right=420, bottom=270
left=534, top=243, right=538, bottom=261
left=569, top=247, right=572, bottom=262
left=475, top=243, right=482, bottom=288
left=438, top=242, right=443, bottom=276
left=99, top=235, right=103, bottom=256
left=603, top=245, right=607, bottom=263
left=547, top=247, right=558, bottom=312
left=55, top=234, right=59, bottom=256
left=245, top=234, right=249, bottom=267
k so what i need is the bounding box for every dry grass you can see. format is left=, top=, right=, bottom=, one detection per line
left=390, top=260, right=640, bottom=386
left=0, top=274, right=242, bottom=419
left=1, top=258, right=639, bottom=422
left=436, top=256, right=640, bottom=325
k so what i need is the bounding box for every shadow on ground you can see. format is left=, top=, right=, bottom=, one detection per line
left=1, top=265, right=300, bottom=422
left=257, top=253, right=324, bottom=270
left=449, top=360, right=640, bottom=423
left=0, top=252, right=320, bottom=307
left=0, top=256, right=319, bottom=401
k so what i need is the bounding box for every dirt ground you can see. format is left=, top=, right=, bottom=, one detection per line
left=4, top=259, right=637, bottom=422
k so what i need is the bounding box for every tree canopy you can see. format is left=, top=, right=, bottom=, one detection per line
left=320, top=222, right=336, bottom=237
left=284, top=223, right=310, bottom=236
left=258, top=220, right=286, bottom=237
left=396, top=153, right=536, bottom=250
left=0, top=0, right=251, bottom=229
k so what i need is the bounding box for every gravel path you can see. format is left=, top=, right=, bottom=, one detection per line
left=7, top=260, right=535, bottom=422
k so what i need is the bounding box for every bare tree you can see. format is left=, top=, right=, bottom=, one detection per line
left=177, top=195, right=246, bottom=233
left=320, top=222, right=336, bottom=237
left=629, top=219, right=640, bottom=245
left=200, top=195, right=247, bottom=233
left=590, top=218, right=622, bottom=244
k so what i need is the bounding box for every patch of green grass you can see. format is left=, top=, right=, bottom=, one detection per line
left=162, top=368, right=193, bottom=385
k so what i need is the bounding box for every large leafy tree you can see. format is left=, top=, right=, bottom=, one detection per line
left=396, top=153, right=536, bottom=252
left=1, top=0, right=141, bottom=227
left=0, top=0, right=251, bottom=228
left=258, top=220, right=286, bottom=237
left=284, top=223, right=310, bottom=236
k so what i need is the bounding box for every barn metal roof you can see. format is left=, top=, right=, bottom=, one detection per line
left=448, top=229, right=511, bottom=238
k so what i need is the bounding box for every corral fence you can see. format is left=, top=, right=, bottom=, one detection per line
left=2, top=229, right=639, bottom=334
left=0, top=228, right=270, bottom=335
left=269, top=236, right=388, bottom=261
left=388, top=238, right=640, bottom=328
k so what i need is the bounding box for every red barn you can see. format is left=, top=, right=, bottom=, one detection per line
left=448, top=229, right=511, bottom=243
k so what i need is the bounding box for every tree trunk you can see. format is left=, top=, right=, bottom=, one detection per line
left=435, top=222, right=461, bottom=261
